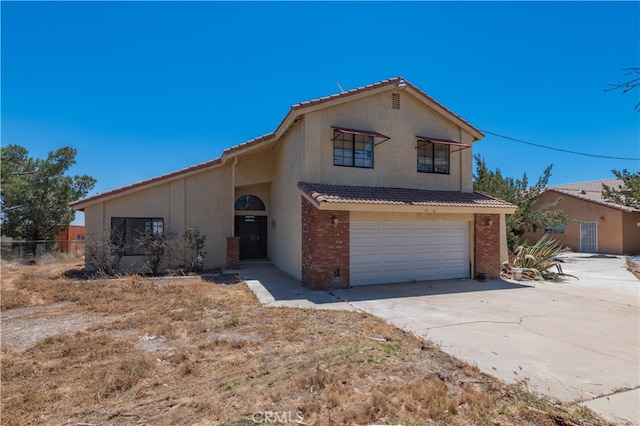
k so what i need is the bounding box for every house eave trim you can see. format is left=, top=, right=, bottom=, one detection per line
left=315, top=202, right=517, bottom=214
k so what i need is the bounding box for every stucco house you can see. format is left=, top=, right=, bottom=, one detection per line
left=522, top=179, right=640, bottom=254
left=71, top=77, right=517, bottom=289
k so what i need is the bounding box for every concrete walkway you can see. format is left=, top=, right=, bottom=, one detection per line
left=235, top=255, right=640, bottom=425
left=230, top=262, right=355, bottom=311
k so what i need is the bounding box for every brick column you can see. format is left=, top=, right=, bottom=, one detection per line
left=226, top=236, right=240, bottom=270
left=474, top=214, right=501, bottom=279
left=301, top=197, right=350, bottom=290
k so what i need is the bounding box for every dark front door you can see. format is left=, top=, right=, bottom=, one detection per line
left=234, top=215, right=267, bottom=259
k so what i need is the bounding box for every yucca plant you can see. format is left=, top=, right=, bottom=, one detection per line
left=503, top=234, right=577, bottom=281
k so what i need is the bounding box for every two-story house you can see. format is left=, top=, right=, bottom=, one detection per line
left=71, top=77, right=517, bottom=289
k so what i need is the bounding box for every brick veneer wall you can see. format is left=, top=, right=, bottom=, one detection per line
left=474, top=213, right=501, bottom=279
left=226, top=236, right=240, bottom=270
left=301, top=197, right=350, bottom=289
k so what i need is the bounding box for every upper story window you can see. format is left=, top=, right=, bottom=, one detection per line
left=417, top=141, right=450, bottom=174
left=333, top=129, right=374, bottom=168
left=415, top=136, right=469, bottom=175
left=111, top=217, right=164, bottom=256
left=235, top=195, right=266, bottom=211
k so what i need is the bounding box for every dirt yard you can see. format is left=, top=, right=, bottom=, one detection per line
left=1, top=258, right=609, bottom=425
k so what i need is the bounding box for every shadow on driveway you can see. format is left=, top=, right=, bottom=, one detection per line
left=334, top=279, right=531, bottom=303
left=234, top=262, right=531, bottom=307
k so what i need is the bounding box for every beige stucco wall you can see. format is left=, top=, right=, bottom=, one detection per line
left=83, top=164, right=232, bottom=272
left=301, top=91, right=475, bottom=192
left=234, top=147, right=275, bottom=188
left=235, top=183, right=271, bottom=214
left=268, top=119, right=305, bottom=280
left=83, top=203, right=105, bottom=249
left=184, top=166, right=232, bottom=265
left=522, top=191, right=632, bottom=254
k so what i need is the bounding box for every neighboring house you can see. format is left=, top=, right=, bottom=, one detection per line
left=522, top=179, right=640, bottom=254
left=71, top=77, right=516, bottom=289
left=55, top=225, right=85, bottom=253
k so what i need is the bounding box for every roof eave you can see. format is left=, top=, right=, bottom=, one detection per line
left=314, top=201, right=517, bottom=214
left=72, top=77, right=483, bottom=209
left=546, top=189, right=640, bottom=213
left=287, top=77, right=483, bottom=141
left=70, top=158, right=223, bottom=211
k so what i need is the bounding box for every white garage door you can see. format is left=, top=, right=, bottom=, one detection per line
left=350, top=220, right=470, bottom=286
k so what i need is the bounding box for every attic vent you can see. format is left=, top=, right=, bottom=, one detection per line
left=392, top=93, right=400, bottom=109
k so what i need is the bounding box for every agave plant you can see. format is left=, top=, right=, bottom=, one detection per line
left=503, top=234, right=577, bottom=281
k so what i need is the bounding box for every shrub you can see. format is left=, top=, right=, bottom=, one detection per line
left=137, top=230, right=168, bottom=275
left=85, top=231, right=126, bottom=275
left=182, top=227, right=206, bottom=272
left=503, top=234, right=577, bottom=281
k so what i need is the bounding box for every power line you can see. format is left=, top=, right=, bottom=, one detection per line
left=480, top=130, right=640, bottom=161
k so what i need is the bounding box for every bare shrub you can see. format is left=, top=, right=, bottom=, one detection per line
left=84, top=230, right=125, bottom=275
left=136, top=230, right=169, bottom=275
left=171, top=227, right=207, bottom=273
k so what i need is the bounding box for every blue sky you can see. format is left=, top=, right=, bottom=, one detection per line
left=2, top=1, right=639, bottom=224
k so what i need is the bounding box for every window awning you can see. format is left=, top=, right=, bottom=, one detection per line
left=332, top=126, right=391, bottom=146
left=416, top=135, right=471, bottom=148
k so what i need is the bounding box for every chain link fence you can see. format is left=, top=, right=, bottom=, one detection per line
left=1, top=240, right=85, bottom=262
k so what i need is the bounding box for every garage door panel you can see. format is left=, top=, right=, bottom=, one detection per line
left=383, top=251, right=412, bottom=261
left=350, top=220, right=469, bottom=286
left=413, top=235, right=443, bottom=247
left=414, top=221, right=441, bottom=230
left=383, top=221, right=412, bottom=230
left=382, top=237, right=412, bottom=247
left=413, top=260, right=442, bottom=271
left=442, top=245, right=467, bottom=254
left=351, top=221, right=380, bottom=231
left=382, top=268, right=413, bottom=282
left=415, top=240, right=446, bottom=252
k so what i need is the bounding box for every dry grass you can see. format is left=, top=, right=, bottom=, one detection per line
left=1, top=258, right=609, bottom=425
left=627, top=258, right=640, bottom=280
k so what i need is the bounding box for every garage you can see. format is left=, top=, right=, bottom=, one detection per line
left=350, top=220, right=470, bottom=286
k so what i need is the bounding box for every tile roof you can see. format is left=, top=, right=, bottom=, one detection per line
left=289, top=77, right=482, bottom=139
left=71, top=132, right=281, bottom=208
left=70, top=158, right=223, bottom=208
left=547, top=179, right=639, bottom=213
left=72, top=77, right=482, bottom=209
left=298, top=182, right=517, bottom=210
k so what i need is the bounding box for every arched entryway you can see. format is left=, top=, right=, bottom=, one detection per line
left=234, top=195, right=267, bottom=259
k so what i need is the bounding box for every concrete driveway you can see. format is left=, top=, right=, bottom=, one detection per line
left=238, top=254, right=639, bottom=425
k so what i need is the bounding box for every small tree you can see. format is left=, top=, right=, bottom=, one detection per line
left=85, top=230, right=126, bottom=275
left=473, top=155, right=569, bottom=251
left=137, top=230, right=169, bottom=275
left=168, top=227, right=207, bottom=273
left=0, top=145, right=96, bottom=242
left=182, top=227, right=207, bottom=272
left=602, top=169, right=640, bottom=209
